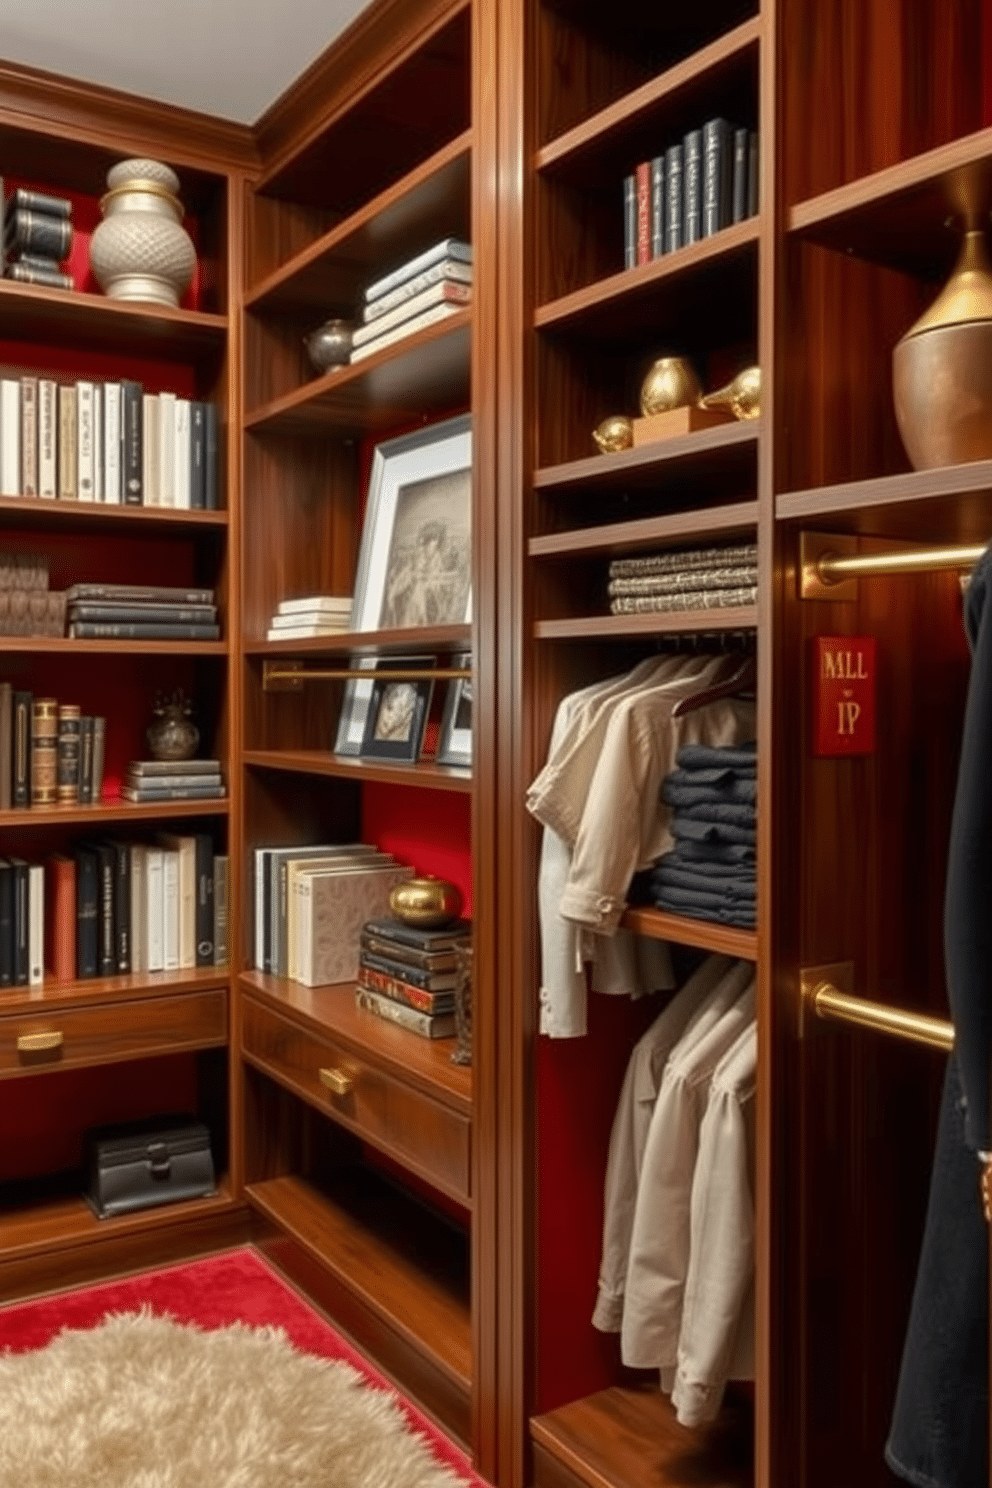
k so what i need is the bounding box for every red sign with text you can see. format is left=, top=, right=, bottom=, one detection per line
left=811, top=636, right=876, bottom=756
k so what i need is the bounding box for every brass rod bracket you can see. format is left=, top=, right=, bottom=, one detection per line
left=263, top=659, right=305, bottom=692
left=799, top=532, right=858, bottom=601
left=799, top=961, right=853, bottom=1039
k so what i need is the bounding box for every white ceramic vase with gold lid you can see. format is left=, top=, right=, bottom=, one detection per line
left=89, top=157, right=197, bottom=308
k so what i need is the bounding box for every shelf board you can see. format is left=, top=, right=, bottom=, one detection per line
left=788, top=126, right=992, bottom=279
left=0, top=494, right=227, bottom=532
left=245, top=1173, right=471, bottom=1389
left=534, top=220, right=759, bottom=341
left=530, top=501, right=759, bottom=560
left=240, top=973, right=471, bottom=1115
left=534, top=423, right=759, bottom=497
left=0, top=966, right=229, bottom=1017
left=531, top=1384, right=753, bottom=1488
left=537, top=17, right=759, bottom=186
left=535, top=606, right=758, bottom=641
left=776, top=460, right=992, bottom=542
left=246, top=623, right=471, bottom=657
left=621, top=906, right=756, bottom=959
left=246, top=133, right=471, bottom=314
left=0, top=280, right=227, bottom=357
left=244, top=314, right=470, bottom=437
left=0, top=797, right=229, bottom=828
left=244, top=749, right=472, bottom=792
left=0, top=1181, right=235, bottom=1264
left=0, top=638, right=227, bottom=656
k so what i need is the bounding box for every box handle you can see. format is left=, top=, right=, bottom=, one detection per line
left=147, top=1141, right=171, bottom=1179
left=319, top=1067, right=354, bottom=1097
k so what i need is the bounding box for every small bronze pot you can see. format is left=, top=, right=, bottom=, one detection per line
left=389, top=876, right=464, bottom=928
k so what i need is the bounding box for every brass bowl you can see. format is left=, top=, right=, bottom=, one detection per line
left=592, top=415, right=634, bottom=454
left=893, top=320, right=992, bottom=469
left=639, top=356, right=701, bottom=417
left=389, top=876, right=464, bottom=928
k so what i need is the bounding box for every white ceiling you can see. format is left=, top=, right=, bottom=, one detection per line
left=0, top=0, right=374, bottom=125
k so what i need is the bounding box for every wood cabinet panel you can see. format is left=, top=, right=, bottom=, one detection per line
left=0, top=990, right=227, bottom=1077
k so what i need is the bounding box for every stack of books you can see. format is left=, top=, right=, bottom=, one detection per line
left=122, top=759, right=226, bottom=804
left=355, top=915, right=471, bottom=1040
left=351, top=238, right=472, bottom=364
left=3, top=184, right=74, bottom=290
left=66, top=582, right=219, bottom=641
left=0, top=686, right=105, bottom=810
left=266, top=595, right=353, bottom=641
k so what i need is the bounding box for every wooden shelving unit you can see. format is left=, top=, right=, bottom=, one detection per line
left=535, top=607, right=758, bottom=641
left=621, top=906, right=757, bottom=960
left=0, top=1180, right=236, bottom=1262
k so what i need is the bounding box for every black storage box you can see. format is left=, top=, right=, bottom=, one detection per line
left=85, top=1115, right=215, bottom=1219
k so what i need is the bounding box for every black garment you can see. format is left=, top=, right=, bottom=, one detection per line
left=676, top=800, right=756, bottom=827
left=671, top=816, right=756, bottom=848
left=662, top=778, right=757, bottom=808
left=650, top=863, right=756, bottom=900
left=675, top=741, right=757, bottom=771
left=677, top=839, right=755, bottom=866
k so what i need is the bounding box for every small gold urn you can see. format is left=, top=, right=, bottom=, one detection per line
left=639, top=356, right=701, bottom=416
left=893, top=227, right=992, bottom=469
left=389, top=876, right=464, bottom=928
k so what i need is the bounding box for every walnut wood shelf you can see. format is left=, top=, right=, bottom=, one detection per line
left=531, top=1385, right=753, bottom=1488
left=243, top=748, right=472, bottom=792
left=0, top=966, right=229, bottom=1016
left=0, top=638, right=227, bottom=656
left=244, top=313, right=470, bottom=436
left=0, top=494, right=227, bottom=532
left=533, top=425, right=759, bottom=499
left=246, top=623, right=471, bottom=657
left=787, top=125, right=992, bottom=278
left=245, top=1172, right=472, bottom=1388
left=0, top=280, right=228, bottom=357
left=245, top=132, right=471, bottom=313
left=535, top=606, right=758, bottom=641
left=776, top=461, right=992, bottom=541
left=536, top=17, right=760, bottom=186
left=530, top=502, right=759, bottom=560
left=0, top=1181, right=235, bottom=1264
left=0, top=798, right=229, bottom=827
left=240, top=972, right=471, bottom=1114
left=621, top=906, right=756, bottom=960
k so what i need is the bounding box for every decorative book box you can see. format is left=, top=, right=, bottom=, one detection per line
left=85, top=1115, right=215, bottom=1218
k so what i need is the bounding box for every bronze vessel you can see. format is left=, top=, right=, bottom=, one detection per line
left=389, top=876, right=464, bottom=928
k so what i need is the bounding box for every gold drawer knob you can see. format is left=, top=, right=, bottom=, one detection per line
left=319, top=1066, right=353, bottom=1097
left=17, top=1030, right=64, bottom=1054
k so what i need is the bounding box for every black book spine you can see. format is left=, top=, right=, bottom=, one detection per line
left=121, top=379, right=143, bottom=505
left=650, top=155, right=665, bottom=257
left=69, top=621, right=220, bottom=640
left=12, top=187, right=72, bottom=219
left=732, top=126, right=749, bottom=224
left=664, top=144, right=683, bottom=254
left=78, top=716, right=94, bottom=804
left=0, top=861, right=11, bottom=986
left=11, top=859, right=28, bottom=986
left=4, top=210, right=72, bottom=261
left=747, top=131, right=759, bottom=217
left=195, top=833, right=215, bottom=967
left=114, top=842, right=131, bottom=973
left=261, top=849, right=272, bottom=974
left=75, top=848, right=99, bottom=979
left=623, top=173, right=636, bottom=270
left=6, top=263, right=74, bottom=289
left=683, top=129, right=702, bottom=245
left=95, top=844, right=115, bottom=977
left=12, top=690, right=31, bottom=808
left=190, top=402, right=206, bottom=510
left=702, top=119, right=732, bottom=237
left=359, top=948, right=455, bottom=991
left=204, top=404, right=218, bottom=510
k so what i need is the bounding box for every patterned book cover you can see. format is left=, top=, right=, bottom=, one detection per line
left=296, top=865, right=413, bottom=988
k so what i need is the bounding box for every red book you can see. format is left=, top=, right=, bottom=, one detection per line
left=635, top=160, right=651, bottom=265
left=45, top=854, right=76, bottom=983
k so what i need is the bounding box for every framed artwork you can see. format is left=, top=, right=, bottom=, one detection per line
left=334, top=413, right=472, bottom=757
left=358, top=656, right=435, bottom=764
left=436, top=654, right=472, bottom=767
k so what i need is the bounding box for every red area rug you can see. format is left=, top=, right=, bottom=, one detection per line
left=0, top=1245, right=484, bottom=1485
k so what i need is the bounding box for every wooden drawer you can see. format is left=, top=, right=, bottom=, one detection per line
left=0, top=990, right=227, bottom=1076
left=242, top=996, right=471, bottom=1204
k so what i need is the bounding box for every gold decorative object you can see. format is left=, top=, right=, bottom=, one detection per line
left=389, top=875, right=464, bottom=928
left=639, top=356, right=701, bottom=417
left=451, top=943, right=473, bottom=1067
left=592, top=415, right=634, bottom=454
left=700, top=365, right=761, bottom=421
left=893, top=227, right=992, bottom=469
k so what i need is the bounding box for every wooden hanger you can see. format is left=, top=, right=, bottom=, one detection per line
left=670, top=651, right=756, bottom=718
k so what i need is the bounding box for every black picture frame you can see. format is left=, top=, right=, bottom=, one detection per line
left=358, top=656, right=435, bottom=763
left=436, top=653, right=472, bottom=767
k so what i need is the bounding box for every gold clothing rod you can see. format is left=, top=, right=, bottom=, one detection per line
left=817, top=543, right=986, bottom=583
left=263, top=659, right=471, bottom=691
left=806, top=981, right=954, bottom=1053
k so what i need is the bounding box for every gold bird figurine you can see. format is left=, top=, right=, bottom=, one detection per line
left=700, top=365, right=761, bottom=421
left=592, top=415, right=634, bottom=453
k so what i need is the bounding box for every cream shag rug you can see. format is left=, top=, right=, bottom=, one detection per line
left=0, top=1310, right=467, bottom=1487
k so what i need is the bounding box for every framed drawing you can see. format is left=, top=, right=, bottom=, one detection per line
left=436, top=654, right=472, bottom=767
left=358, top=657, right=435, bottom=764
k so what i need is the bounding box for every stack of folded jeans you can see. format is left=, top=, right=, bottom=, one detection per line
left=646, top=741, right=757, bottom=928
left=608, top=543, right=758, bottom=616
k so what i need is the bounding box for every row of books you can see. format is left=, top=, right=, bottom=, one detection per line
left=252, top=842, right=413, bottom=987
left=350, top=238, right=472, bottom=364
left=355, top=914, right=470, bottom=1040
left=2, top=181, right=75, bottom=291
left=65, top=581, right=220, bottom=642
left=0, top=686, right=105, bottom=810
left=0, top=375, right=218, bottom=507
left=39, top=834, right=229, bottom=984
left=623, top=119, right=758, bottom=268
left=266, top=594, right=352, bottom=642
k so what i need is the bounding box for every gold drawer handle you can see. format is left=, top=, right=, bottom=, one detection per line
left=319, top=1067, right=353, bottom=1097
left=17, top=1030, right=64, bottom=1054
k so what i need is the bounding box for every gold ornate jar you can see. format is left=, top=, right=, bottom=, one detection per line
left=639, top=356, right=701, bottom=416
left=389, top=876, right=464, bottom=928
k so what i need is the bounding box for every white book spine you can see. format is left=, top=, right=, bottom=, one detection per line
left=295, top=875, right=312, bottom=986
left=92, top=383, right=103, bottom=501
left=38, top=380, right=57, bottom=498
left=145, top=848, right=164, bottom=972
left=20, top=377, right=38, bottom=497
left=179, top=839, right=195, bottom=968
left=28, top=864, right=43, bottom=985
left=174, top=398, right=191, bottom=509
left=352, top=280, right=471, bottom=347
left=103, top=382, right=122, bottom=503
left=162, top=848, right=179, bottom=970
left=0, top=379, right=21, bottom=496
left=349, top=301, right=463, bottom=363
left=130, top=844, right=147, bottom=973
left=364, top=258, right=473, bottom=322
left=76, top=380, right=95, bottom=500
left=142, top=393, right=160, bottom=505
left=364, top=237, right=472, bottom=303
left=158, top=390, right=176, bottom=507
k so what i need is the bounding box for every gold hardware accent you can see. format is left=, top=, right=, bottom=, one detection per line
left=16, top=1030, right=64, bottom=1054
left=800, top=530, right=986, bottom=600
left=263, top=659, right=471, bottom=692
left=100, top=180, right=184, bottom=216
left=319, top=1067, right=354, bottom=1097
left=801, top=967, right=953, bottom=1052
